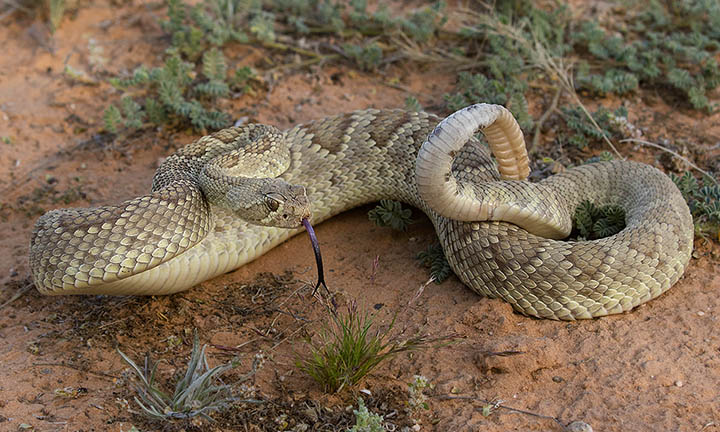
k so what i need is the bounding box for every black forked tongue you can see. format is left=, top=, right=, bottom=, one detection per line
left=302, top=218, right=327, bottom=296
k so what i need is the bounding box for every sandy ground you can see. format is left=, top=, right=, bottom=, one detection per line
left=1, top=2, right=719, bottom=431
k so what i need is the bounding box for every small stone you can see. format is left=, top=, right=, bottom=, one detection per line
left=697, top=311, right=705, bottom=316
left=567, top=420, right=593, bottom=432
left=674, top=380, right=683, bottom=387
left=552, top=376, right=563, bottom=383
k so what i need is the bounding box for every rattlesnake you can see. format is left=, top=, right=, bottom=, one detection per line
left=29, top=104, right=694, bottom=320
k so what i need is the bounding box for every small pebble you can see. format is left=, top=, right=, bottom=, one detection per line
left=697, top=311, right=705, bottom=316
left=552, top=376, right=563, bottom=383
left=567, top=420, right=593, bottom=432
left=674, top=380, right=683, bottom=387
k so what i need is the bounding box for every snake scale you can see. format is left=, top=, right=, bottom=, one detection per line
left=29, top=104, right=694, bottom=320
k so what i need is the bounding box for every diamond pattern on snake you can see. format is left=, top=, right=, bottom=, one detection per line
left=29, top=104, right=694, bottom=320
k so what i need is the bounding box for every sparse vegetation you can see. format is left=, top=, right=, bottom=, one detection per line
left=103, top=0, right=272, bottom=133
left=572, top=0, right=720, bottom=111
left=105, top=48, right=234, bottom=133
left=97, top=0, right=720, bottom=202
left=118, top=333, right=262, bottom=422
left=103, top=0, right=449, bottom=133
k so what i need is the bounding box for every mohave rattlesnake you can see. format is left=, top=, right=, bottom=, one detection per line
left=29, top=104, right=694, bottom=320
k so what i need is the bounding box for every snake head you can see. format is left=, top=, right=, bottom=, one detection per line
left=226, top=178, right=311, bottom=228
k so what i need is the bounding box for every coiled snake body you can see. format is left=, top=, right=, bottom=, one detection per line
left=29, top=105, right=694, bottom=320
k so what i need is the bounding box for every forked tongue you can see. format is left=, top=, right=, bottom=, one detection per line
left=302, top=218, right=327, bottom=295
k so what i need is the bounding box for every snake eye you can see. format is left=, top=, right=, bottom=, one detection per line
left=264, top=195, right=281, bottom=212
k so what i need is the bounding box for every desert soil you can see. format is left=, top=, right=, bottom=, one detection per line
left=0, top=2, right=719, bottom=432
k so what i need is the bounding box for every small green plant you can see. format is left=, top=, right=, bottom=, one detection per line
left=404, top=96, right=422, bottom=112
left=406, top=375, right=430, bottom=427
left=368, top=200, right=413, bottom=231
left=416, top=243, right=451, bottom=284
left=349, top=397, right=385, bottom=432
left=561, top=105, right=628, bottom=149
left=104, top=0, right=275, bottom=134
left=106, top=49, right=233, bottom=133
left=118, top=333, right=251, bottom=421
left=298, top=301, right=441, bottom=392
left=583, top=151, right=615, bottom=165
left=231, top=66, right=256, bottom=93
left=573, top=200, right=626, bottom=240
left=343, top=42, right=383, bottom=71
left=273, top=0, right=345, bottom=34
left=671, top=172, right=720, bottom=239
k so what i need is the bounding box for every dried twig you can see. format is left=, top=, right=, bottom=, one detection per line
left=437, top=394, right=564, bottom=427
left=620, top=138, right=718, bottom=183
left=531, top=87, right=562, bottom=153
left=408, top=276, right=435, bottom=306
left=0, top=281, right=32, bottom=310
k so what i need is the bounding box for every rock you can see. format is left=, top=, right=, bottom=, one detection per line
left=567, top=421, right=593, bottom=432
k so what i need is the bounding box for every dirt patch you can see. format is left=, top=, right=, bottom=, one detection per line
left=1, top=2, right=719, bottom=432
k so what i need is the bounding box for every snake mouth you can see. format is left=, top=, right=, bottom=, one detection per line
left=302, top=217, right=327, bottom=295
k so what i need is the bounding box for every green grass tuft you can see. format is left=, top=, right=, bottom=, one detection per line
left=297, top=301, right=444, bottom=392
